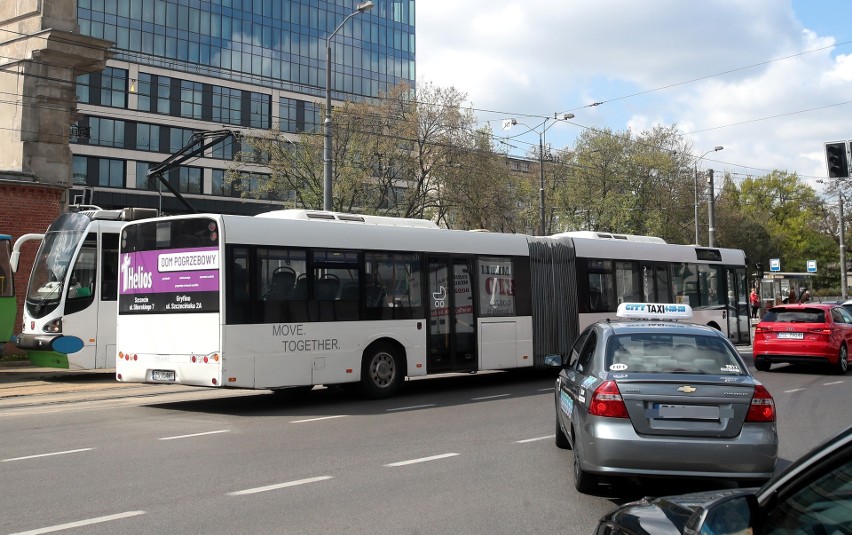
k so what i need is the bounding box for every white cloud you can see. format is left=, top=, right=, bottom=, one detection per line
left=417, top=0, right=852, bottom=187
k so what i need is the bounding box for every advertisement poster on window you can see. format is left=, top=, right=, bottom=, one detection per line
left=118, top=247, right=220, bottom=314
left=478, top=258, right=515, bottom=316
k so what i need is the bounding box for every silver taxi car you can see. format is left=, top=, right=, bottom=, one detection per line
left=546, top=303, right=778, bottom=494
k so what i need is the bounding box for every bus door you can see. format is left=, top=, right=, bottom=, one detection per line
left=0, top=235, right=14, bottom=343
left=726, top=267, right=749, bottom=344
left=426, top=256, right=476, bottom=373
left=95, top=232, right=120, bottom=368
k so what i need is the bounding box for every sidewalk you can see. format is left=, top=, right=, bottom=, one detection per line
left=0, top=361, right=145, bottom=400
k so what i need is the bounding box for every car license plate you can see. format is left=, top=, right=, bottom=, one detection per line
left=777, top=332, right=804, bottom=340
left=151, top=370, right=175, bottom=382
left=654, top=404, right=719, bottom=419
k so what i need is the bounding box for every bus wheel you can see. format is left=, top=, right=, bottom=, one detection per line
left=358, top=343, right=403, bottom=399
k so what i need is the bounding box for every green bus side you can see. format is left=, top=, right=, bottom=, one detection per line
left=0, top=235, right=14, bottom=344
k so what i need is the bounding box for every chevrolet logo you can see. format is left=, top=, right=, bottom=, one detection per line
left=677, top=385, right=697, bottom=393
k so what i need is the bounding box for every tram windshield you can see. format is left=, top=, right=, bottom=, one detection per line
left=25, top=213, right=91, bottom=318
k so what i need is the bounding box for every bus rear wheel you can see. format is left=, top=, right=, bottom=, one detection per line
left=357, top=343, right=403, bottom=399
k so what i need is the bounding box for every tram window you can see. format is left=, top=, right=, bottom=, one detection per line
left=65, top=235, right=97, bottom=314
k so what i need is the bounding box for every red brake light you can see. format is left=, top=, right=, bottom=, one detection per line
left=754, top=324, right=772, bottom=333
left=808, top=327, right=834, bottom=335
left=746, top=384, right=775, bottom=422
left=588, top=380, right=629, bottom=419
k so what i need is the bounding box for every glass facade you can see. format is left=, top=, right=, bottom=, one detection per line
left=76, top=0, right=415, bottom=100
left=70, top=0, right=416, bottom=215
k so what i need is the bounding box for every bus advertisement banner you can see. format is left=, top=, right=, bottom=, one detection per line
left=118, top=246, right=220, bottom=314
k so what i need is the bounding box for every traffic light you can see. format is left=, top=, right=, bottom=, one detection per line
left=755, top=262, right=764, bottom=280
left=825, top=142, right=850, bottom=178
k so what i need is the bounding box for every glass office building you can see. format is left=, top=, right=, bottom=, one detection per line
left=70, top=0, right=415, bottom=214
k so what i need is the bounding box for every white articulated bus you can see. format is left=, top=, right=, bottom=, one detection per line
left=115, top=211, right=749, bottom=397
left=14, top=207, right=157, bottom=369
left=559, top=231, right=751, bottom=346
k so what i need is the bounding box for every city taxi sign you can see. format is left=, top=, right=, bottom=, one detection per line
left=616, top=303, right=693, bottom=320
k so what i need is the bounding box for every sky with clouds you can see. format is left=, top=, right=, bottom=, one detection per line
left=416, top=0, right=852, bottom=191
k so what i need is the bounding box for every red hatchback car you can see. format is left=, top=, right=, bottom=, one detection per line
left=753, top=303, right=852, bottom=374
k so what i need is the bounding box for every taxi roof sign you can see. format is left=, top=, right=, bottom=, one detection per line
left=616, top=303, right=693, bottom=320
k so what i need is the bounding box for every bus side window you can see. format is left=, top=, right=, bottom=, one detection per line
left=101, top=233, right=119, bottom=301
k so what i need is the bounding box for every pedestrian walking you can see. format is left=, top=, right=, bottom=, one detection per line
left=750, top=288, right=760, bottom=319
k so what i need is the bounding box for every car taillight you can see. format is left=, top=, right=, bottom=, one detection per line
left=808, top=327, right=834, bottom=335
left=588, top=380, right=629, bottom=419
left=754, top=324, right=772, bottom=333
left=746, top=384, right=775, bottom=422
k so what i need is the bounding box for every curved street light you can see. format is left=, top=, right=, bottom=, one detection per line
left=323, top=1, right=374, bottom=211
left=694, top=145, right=723, bottom=245
left=506, top=113, right=575, bottom=235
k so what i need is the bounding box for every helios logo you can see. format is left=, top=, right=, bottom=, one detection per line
left=121, top=253, right=153, bottom=291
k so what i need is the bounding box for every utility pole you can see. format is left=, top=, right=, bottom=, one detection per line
left=707, top=169, right=716, bottom=247
left=841, top=193, right=848, bottom=299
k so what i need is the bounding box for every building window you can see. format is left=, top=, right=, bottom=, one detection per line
left=178, top=166, right=203, bottom=194
left=90, top=117, right=125, bottom=148
left=180, top=80, right=203, bottom=120
left=169, top=127, right=195, bottom=153
left=100, top=68, right=128, bottom=109
left=72, top=156, right=88, bottom=186
left=279, top=97, right=319, bottom=133
left=249, top=92, right=271, bottom=129
left=136, top=161, right=158, bottom=191
left=212, top=86, right=242, bottom=126
left=211, top=169, right=236, bottom=197
left=98, top=158, right=125, bottom=188
left=136, top=123, right=160, bottom=152
left=75, top=68, right=128, bottom=108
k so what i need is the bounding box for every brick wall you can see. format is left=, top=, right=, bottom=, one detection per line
left=0, top=183, right=64, bottom=356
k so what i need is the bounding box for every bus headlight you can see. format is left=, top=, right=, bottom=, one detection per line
left=43, top=318, right=62, bottom=334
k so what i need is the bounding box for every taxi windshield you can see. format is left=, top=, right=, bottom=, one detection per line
left=606, top=333, right=744, bottom=375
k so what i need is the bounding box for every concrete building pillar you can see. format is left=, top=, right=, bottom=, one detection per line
left=0, top=1, right=112, bottom=354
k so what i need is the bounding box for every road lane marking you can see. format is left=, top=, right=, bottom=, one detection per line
left=516, top=435, right=554, bottom=443
left=159, top=429, right=230, bottom=441
left=10, top=510, right=145, bottom=534
left=783, top=388, right=806, bottom=393
left=386, top=404, right=437, bottom=412
left=290, top=415, right=347, bottom=423
left=823, top=381, right=844, bottom=386
left=2, top=448, right=93, bottom=463
left=537, top=387, right=554, bottom=392
left=471, top=394, right=510, bottom=401
left=384, top=453, right=459, bottom=467
left=228, top=476, right=333, bottom=496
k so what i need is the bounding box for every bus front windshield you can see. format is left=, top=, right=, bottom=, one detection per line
left=25, top=213, right=91, bottom=318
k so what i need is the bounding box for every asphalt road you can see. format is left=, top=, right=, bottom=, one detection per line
left=1, top=353, right=851, bottom=535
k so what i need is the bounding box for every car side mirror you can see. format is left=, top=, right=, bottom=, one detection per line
left=543, top=354, right=565, bottom=368
left=686, top=493, right=759, bottom=535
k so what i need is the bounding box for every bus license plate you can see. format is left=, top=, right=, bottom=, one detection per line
left=777, top=332, right=803, bottom=340
left=151, top=370, right=175, bottom=382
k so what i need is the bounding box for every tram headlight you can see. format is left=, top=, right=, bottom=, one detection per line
left=43, top=318, right=62, bottom=334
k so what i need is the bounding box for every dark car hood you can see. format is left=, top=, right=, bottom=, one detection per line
left=598, top=488, right=750, bottom=535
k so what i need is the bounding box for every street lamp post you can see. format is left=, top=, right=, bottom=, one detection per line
left=507, top=113, right=574, bottom=235
left=323, top=1, right=374, bottom=212
left=694, top=146, right=723, bottom=245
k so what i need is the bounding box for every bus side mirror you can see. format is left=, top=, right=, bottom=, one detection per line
left=10, top=251, right=19, bottom=273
